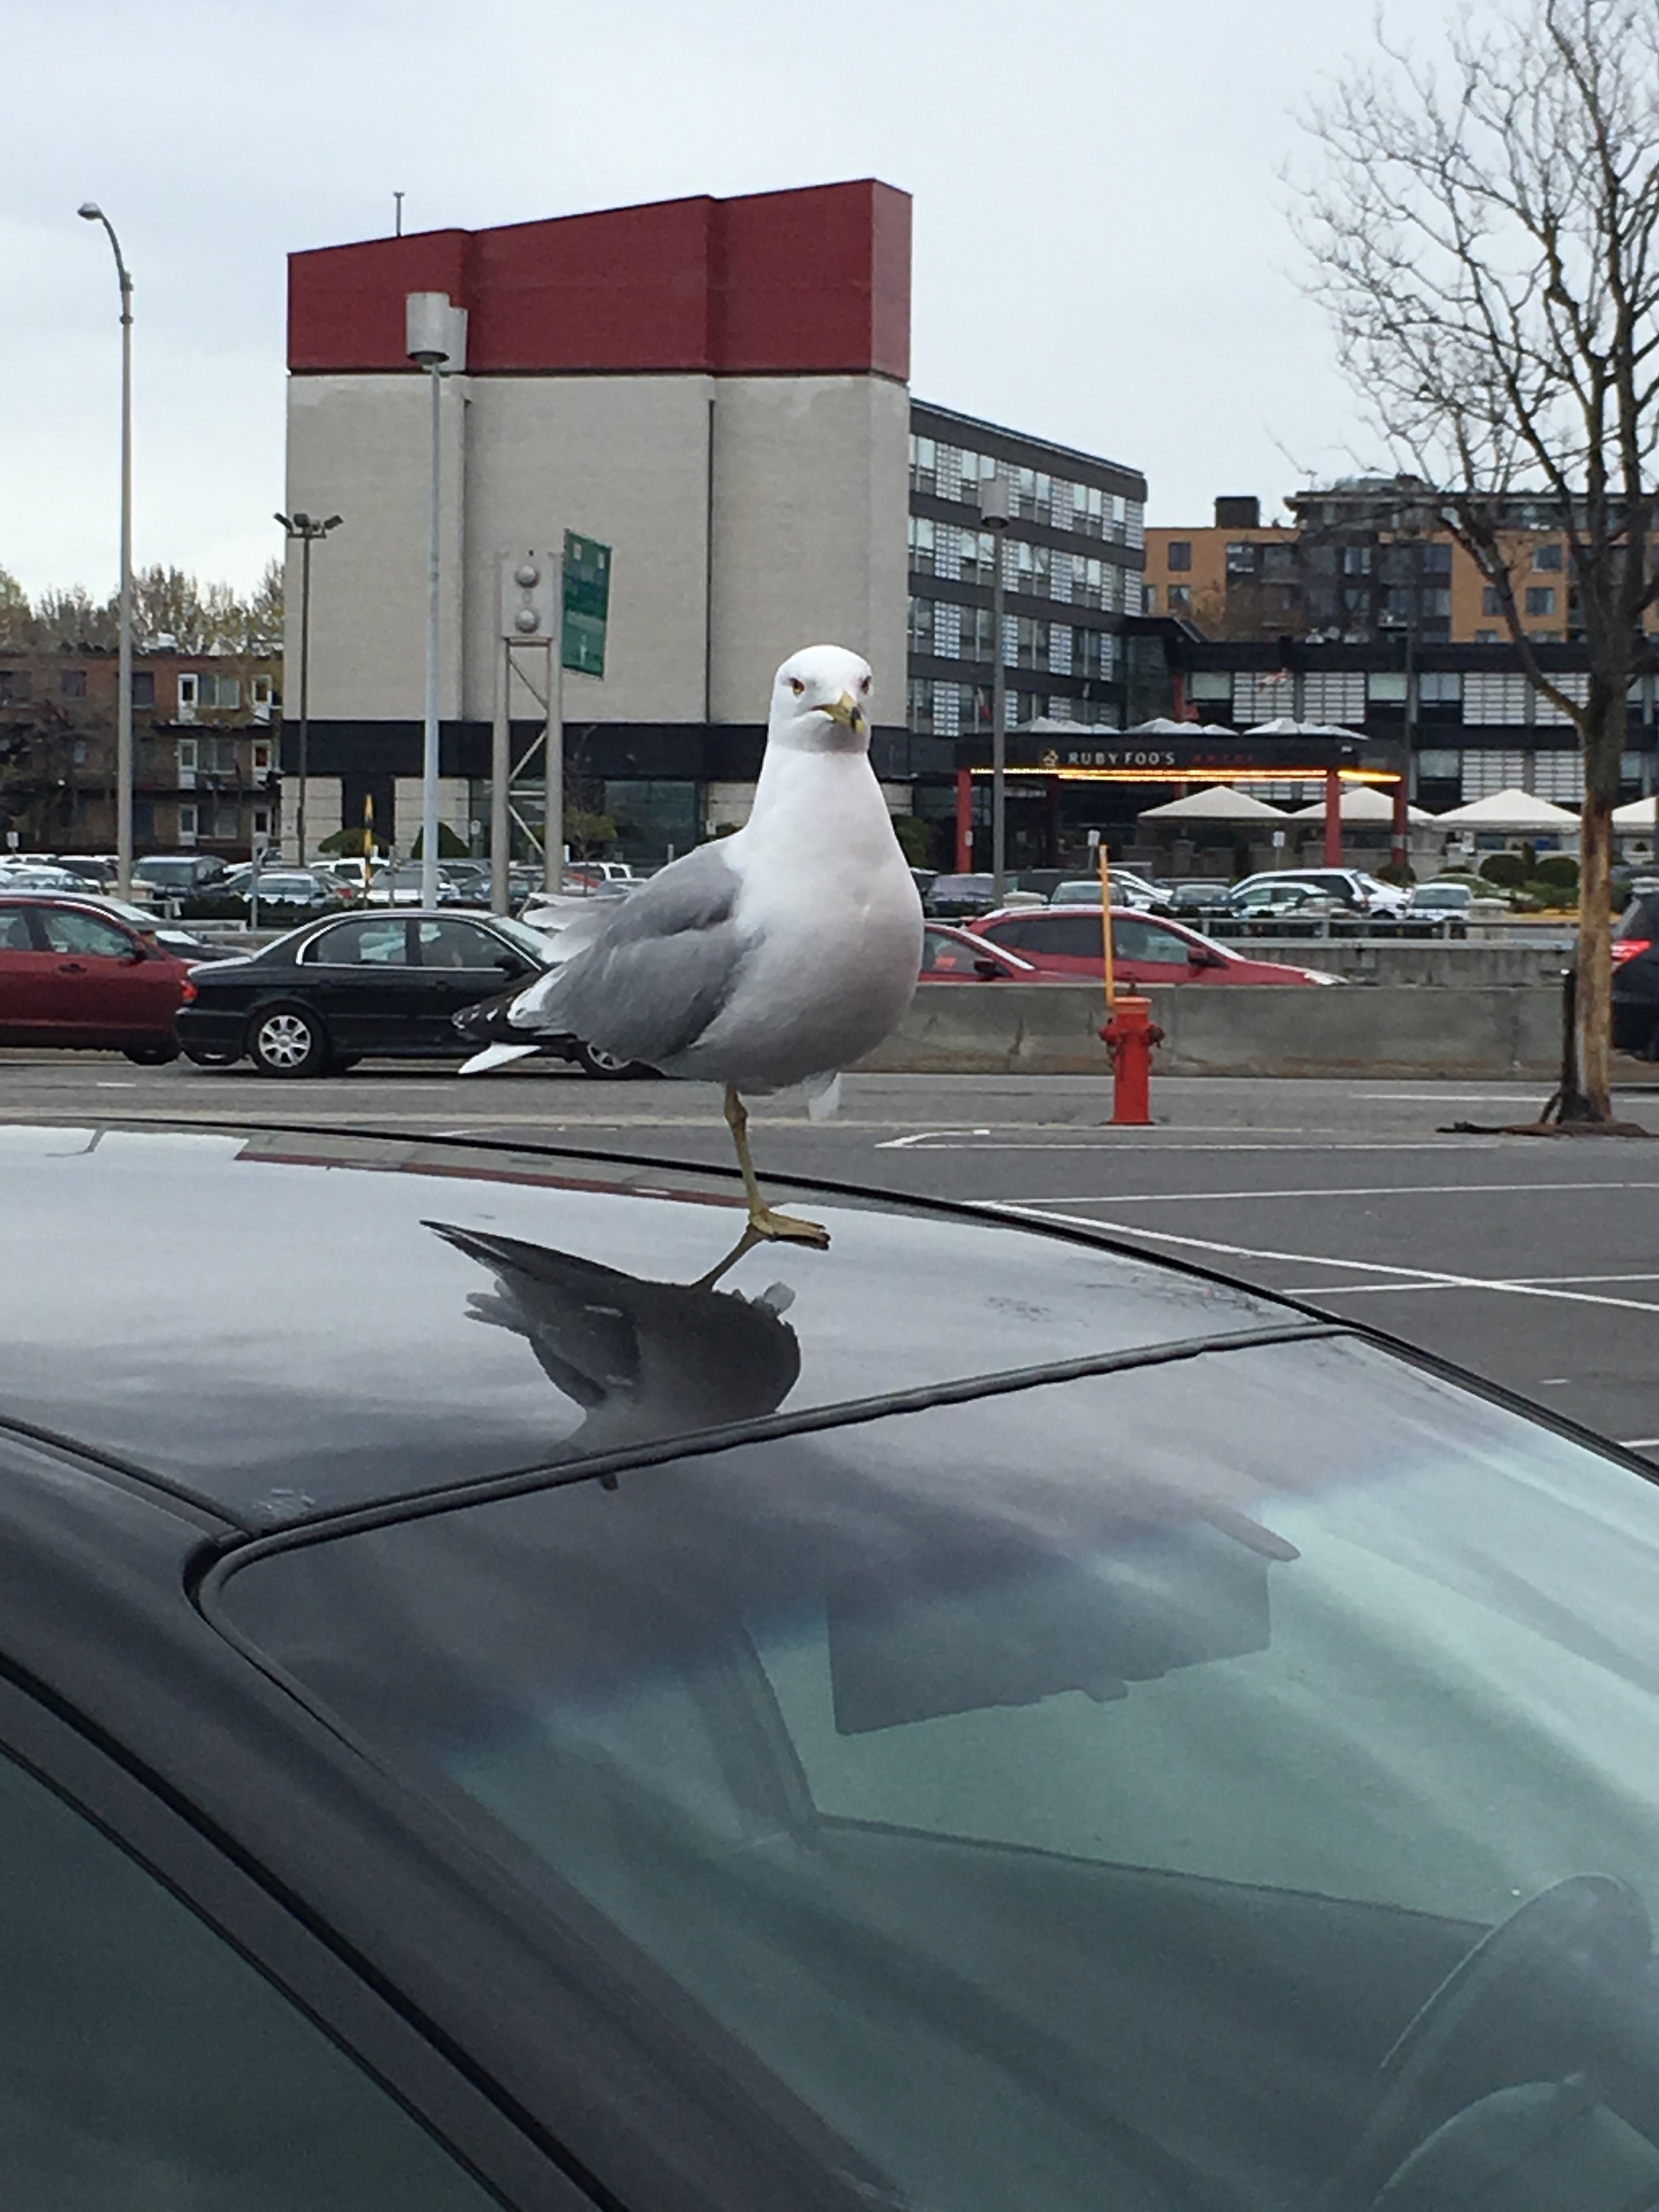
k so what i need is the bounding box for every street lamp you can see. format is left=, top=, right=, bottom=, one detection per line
left=274, top=510, right=342, bottom=863
left=78, top=201, right=134, bottom=897
left=978, top=473, right=1012, bottom=905
left=406, top=291, right=466, bottom=910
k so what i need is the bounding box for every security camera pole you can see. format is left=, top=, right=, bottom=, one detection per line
left=406, top=293, right=467, bottom=909
left=78, top=202, right=133, bottom=897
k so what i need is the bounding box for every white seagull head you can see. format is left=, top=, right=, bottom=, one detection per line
left=768, top=644, right=874, bottom=755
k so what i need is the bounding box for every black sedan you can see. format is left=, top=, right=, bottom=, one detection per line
left=4, top=1118, right=1659, bottom=2211
left=1613, top=889, right=1659, bottom=1057
left=175, top=909, right=553, bottom=1073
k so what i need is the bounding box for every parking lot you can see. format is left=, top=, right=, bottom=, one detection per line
left=6, top=1051, right=1658, bottom=1463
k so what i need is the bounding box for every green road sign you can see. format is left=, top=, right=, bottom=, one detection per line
left=562, top=532, right=611, bottom=677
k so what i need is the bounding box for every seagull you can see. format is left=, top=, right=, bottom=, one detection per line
left=461, top=644, right=922, bottom=1252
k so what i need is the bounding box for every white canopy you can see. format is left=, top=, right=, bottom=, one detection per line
left=1137, top=784, right=1289, bottom=822
left=1242, top=717, right=1366, bottom=740
left=1613, top=794, right=1659, bottom=828
left=1290, top=784, right=1433, bottom=824
left=1433, top=787, right=1579, bottom=830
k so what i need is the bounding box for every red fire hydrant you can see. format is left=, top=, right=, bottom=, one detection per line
left=1100, top=994, right=1164, bottom=1126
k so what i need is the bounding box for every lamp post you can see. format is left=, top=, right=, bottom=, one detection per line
left=1380, top=615, right=1415, bottom=873
left=979, top=474, right=1012, bottom=904
left=405, top=293, right=465, bottom=910
left=78, top=202, right=133, bottom=897
left=274, top=511, right=342, bottom=865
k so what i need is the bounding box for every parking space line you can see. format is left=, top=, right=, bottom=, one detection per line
left=983, top=1202, right=1659, bottom=1317
left=981, top=1179, right=1659, bottom=1208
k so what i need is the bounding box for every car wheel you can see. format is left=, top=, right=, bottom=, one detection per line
left=248, top=1003, right=330, bottom=1078
left=182, top=1046, right=240, bottom=1069
left=122, top=1041, right=180, bottom=1067
left=574, top=1040, right=656, bottom=1080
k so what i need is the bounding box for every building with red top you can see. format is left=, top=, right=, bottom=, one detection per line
left=283, top=179, right=1145, bottom=864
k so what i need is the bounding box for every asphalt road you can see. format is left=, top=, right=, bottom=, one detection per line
left=5, top=1051, right=1659, bottom=1462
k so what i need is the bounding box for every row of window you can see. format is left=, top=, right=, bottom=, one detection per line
left=1161, top=537, right=1567, bottom=579
left=177, top=735, right=274, bottom=780
left=908, top=600, right=1120, bottom=679
left=908, top=435, right=1143, bottom=543
left=906, top=682, right=1121, bottom=737
left=0, top=670, right=273, bottom=715
left=907, top=518, right=1143, bottom=610
left=1181, top=666, right=1647, bottom=727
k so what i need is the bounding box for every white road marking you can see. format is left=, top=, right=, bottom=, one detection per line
left=982, top=1179, right=1659, bottom=1208
left=983, top=1202, right=1659, bottom=1317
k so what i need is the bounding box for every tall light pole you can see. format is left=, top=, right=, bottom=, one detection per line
left=78, top=202, right=133, bottom=896
left=406, top=292, right=465, bottom=910
left=275, top=511, right=342, bottom=863
left=979, top=474, right=1011, bottom=904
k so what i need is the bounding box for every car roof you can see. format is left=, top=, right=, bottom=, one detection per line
left=0, top=1121, right=1315, bottom=1536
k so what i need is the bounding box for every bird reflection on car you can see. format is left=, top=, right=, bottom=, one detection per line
left=425, top=1223, right=803, bottom=1457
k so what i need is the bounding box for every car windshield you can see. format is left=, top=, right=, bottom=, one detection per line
left=488, top=915, right=557, bottom=960
left=215, top=1337, right=1659, bottom=2212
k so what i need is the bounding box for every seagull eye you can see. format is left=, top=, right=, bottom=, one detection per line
left=860, top=677, right=871, bottom=695
left=789, top=678, right=806, bottom=696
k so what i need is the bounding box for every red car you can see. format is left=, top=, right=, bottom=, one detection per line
left=0, top=894, right=198, bottom=1063
left=920, top=922, right=1044, bottom=980
left=969, top=905, right=1338, bottom=986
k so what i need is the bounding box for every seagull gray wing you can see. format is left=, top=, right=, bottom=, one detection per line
left=511, top=839, right=748, bottom=1065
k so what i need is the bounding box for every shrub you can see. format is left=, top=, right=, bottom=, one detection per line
left=1375, top=859, right=1417, bottom=886
left=1479, top=851, right=1531, bottom=887
left=1534, top=853, right=1579, bottom=891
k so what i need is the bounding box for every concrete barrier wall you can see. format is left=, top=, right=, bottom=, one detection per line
left=863, top=982, right=1564, bottom=1080
left=1223, top=938, right=1574, bottom=986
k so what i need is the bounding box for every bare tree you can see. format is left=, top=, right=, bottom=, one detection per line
left=1295, top=0, right=1659, bottom=1120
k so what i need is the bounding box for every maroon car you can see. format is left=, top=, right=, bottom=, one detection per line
left=969, top=905, right=1340, bottom=987
left=920, top=922, right=1044, bottom=980
left=0, top=895, right=198, bottom=1063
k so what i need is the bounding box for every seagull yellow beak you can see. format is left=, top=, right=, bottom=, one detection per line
left=823, top=690, right=867, bottom=734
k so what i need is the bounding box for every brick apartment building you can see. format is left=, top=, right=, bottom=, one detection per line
left=0, top=648, right=281, bottom=858
left=1145, top=481, right=1589, bottom=646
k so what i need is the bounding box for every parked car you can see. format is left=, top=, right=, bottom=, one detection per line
left=920, top=922, right=1043, bottom=980
left=1224, top=881, right=1344, bottom=921
left=36, top=892, right=244, bottom=966
left=3, top=1120, right=1659, bottom=2212
left=924, top=872, right=1000, bottom=919
left=0, top=893, right=201, bottom=1061
left=1048, top=873, right=1173, bottom=913
left=174, top=909, right=553, bottom=1074
left=1230, top=867, right=1411, bottom=919
left=362, top=864, right=471, bottom=908
left=131, top=854, right=232, bottom=901
left=1407, top=880, right=1475, bottom=919
left=218, top=867, right=348, bottom=913
left=1613, top=889, right=1659, bottom=1057
left=970, top=904, right=1340, bottom=985
left=1162, top=877, right=1236, bottom=917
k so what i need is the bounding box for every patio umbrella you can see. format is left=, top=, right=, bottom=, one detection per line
left=1613, top=794, right=1658, bottom=828
left=1433, top=788, right=1579, bottom=832
left=1290, top=785, right=1433, bottom=824
left=1137, top=786, right=1290, bottom=822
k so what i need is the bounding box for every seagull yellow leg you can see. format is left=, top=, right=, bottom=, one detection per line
left=724, top=1086, right=830, bottom=1250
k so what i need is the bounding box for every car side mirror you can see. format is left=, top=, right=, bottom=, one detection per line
left=493, top=954, right=526, bottom=975
left=1189, top=945, right=1226, bottom=969
left=973, top=956, right=1005, bottom=980
left=122, top=943, right=149, bottom=964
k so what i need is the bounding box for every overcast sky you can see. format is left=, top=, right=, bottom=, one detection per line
left=3, top=0, right=1463, bottom=603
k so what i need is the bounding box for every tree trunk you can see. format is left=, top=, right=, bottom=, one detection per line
left=1574, top=790, right=1616, bottom=1120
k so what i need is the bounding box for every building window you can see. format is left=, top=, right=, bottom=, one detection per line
left=1013, top=616, right=1050, bottom=672
left=1226, top=542, right=1258, bottom=575
left=252, top=739, right=273, bottom=773
left=1143, top=584, right=1159, bottom=613
left=0, top=671, right=32, bottom=703
left=908, top=598, right=936, bottom=652
left=1341, top=545, right=1372, bottom=575
left=908, top=434, right=937, bottom=494
left=1073, top=628, right=1115, bottom=681
left=1074, top=484, right=1105, bottom=535
left=1421, top=587, right=1452, bottom=618
left=60, top=668, right=87, bottom=698
left=1015, top=540, right=1052, bottom=593
left=1482, top=587, right=1505, bottom=615
left=1419, top=671, right=1464, bottom=703
left=251, top=674, right=275, bottom=720
left=1368, top=672, right=1409, bottom=702
left=906, top=678, right=934, bottom=733
left=177, top=802, right=198, bottom=842
left=907, top=515, right=936, bottom=574
left=1534, top=542, right=1564, bottom=571
left=177, top=737, right=198, bottom=782
left=1526, top=586, right=1557, bottom=616
left=1166, top=540, right=1192, bottom=573
left=1167, top=585, right=1191, bottom=611
left=1476, top=629, right=1499, bottom=643
left=252, top=807, right=271, bottom=836
left=958, top=605, right=997, bottom=663
left=131, top=670, right=155, bottom=708
left=1421, top=542, right=1453, bottom=574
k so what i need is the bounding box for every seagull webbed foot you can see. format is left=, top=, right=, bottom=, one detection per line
left=748, top=1202, right=831, bottom=1250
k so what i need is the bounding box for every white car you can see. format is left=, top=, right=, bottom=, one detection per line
left=1230, top=867, right=1410, bottom=919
